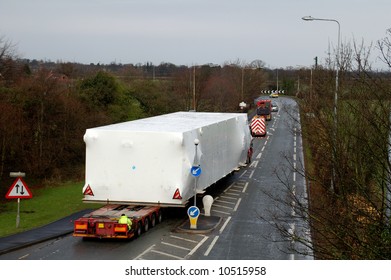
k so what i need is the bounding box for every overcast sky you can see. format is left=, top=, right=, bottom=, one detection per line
left=1, top=0, right=390, bottom=69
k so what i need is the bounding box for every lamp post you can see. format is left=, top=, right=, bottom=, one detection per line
left=193, top=66, right=196, bottom=111
left=302, top=16, right=341, bottom=192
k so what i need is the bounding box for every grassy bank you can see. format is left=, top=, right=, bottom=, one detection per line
left=0, top=181, right=101, bottom=238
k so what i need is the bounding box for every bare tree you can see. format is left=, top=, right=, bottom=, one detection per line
left=263, top=32, right=391, bottom=259
left=378, top=28, right=391, bottom=68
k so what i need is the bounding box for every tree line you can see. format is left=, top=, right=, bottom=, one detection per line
left=1, top=39, right=283, bottom=191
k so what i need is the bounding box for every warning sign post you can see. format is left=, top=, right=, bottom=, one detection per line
left=6, top=174, right=33, bottom=228
left=6, top=177, right=33, bottom=199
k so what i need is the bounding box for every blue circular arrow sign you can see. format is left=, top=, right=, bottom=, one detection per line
left=187, top=206, right=200, bottom=218
left=190, top=165, right=202, bottom=177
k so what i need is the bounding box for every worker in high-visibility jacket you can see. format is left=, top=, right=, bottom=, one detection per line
left=118, top=214, right=132, bottom=231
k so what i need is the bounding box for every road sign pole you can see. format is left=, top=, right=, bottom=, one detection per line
left=187, top=206, right=200, bottom=230
left=16, top=198, right=20, bottom=228
left=194, top=139, right=200, bottom=206
left=7, top=172, right=32, bottom=228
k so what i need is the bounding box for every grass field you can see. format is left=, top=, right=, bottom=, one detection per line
left=0, top=181, right=101, bottom=238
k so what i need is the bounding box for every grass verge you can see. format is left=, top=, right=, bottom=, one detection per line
left=0, top=181, right=101, bottom=238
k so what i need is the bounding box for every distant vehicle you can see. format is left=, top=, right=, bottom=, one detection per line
left=270, top=92, right=279, bottom=98
left=271, top=102, right=279, bottom=112
left=256, top=99, right=272, bottom=121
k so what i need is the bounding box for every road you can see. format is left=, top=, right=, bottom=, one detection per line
left=0, top=97, right=312, bottom=260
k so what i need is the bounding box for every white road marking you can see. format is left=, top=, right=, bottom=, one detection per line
left=188, top=236, right=209, bottom=256
left=161, top=242, right=191, bottom=251
left=239, top=170, right=247, bottom=178
left=223, top=192, right=240, bottom=196
left=134, top=244, right=155, bottom=260
left=211, top=209, right=231, bottom=215
left=151, top=249, right=183, bottom=260
left=249, top=160, right=258, bottom=168
left=228, top=188, right=242, bottom=193
left=214, top=199, right=236, bottom=205
left=213, top=204, right=234, bottom=210
left=220, top=194, right=239, bottom=200
left=169, top=235, right=199, bottom=244
left=242, top=182, right=248, bottom=193
left=18, top=254, right=29, bottom=260
left=204, top=236, right=219, bottom=256
left=219, top=216, right=231, bottom=234
left=234, top=198, right=242, bottom=211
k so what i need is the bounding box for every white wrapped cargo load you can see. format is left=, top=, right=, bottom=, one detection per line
left=82, top=111, right=251, bottom=206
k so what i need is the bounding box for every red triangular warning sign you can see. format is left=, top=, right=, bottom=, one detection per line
left=172, top=188, right=182, bottom=199
left=5, top=177, right=32, bottom=199
left=83, top=184, right=94, bottom=196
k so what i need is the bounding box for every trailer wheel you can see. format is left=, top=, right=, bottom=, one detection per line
left=135, top=222, right=142, bottom=237
left=144, top=218, right=149, bottom=232
left=150, top=214, right=156, bottom=228
left=157, top=210, right=163, bottom=224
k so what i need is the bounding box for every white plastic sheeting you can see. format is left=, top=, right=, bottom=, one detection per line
left=82, top=111, right=251, bottom=206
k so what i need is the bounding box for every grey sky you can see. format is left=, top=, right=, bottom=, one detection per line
left=1, top=0, right=390, bottom=69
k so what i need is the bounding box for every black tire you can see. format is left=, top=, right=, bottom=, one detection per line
left=144, top=218, right=149, bottom=232
left=135, top=221, right=142, bottom=238
left=157, top=210, right=163, bottom=224
left=150, top=214, right=156, bottom=228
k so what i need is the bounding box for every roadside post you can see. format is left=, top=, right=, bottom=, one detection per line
left=202, top=195, right=213, bottom=216
left=187, top=205, right=200, bottom=229
left=6, top=172, right=32, bottom=228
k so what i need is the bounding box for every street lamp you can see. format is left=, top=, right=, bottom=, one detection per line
left=302, top=15, right=341, bottom=192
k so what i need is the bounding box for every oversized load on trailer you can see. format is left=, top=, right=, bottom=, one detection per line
left=82, top=111, right=252, bottom=207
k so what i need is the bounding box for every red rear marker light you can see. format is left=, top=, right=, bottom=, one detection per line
left=114, top=225, right=127, bottom=232
left=75, top=222, right=88, bottom=230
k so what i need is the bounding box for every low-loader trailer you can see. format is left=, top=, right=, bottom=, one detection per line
left=73, top=205, right=162, bottom=239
